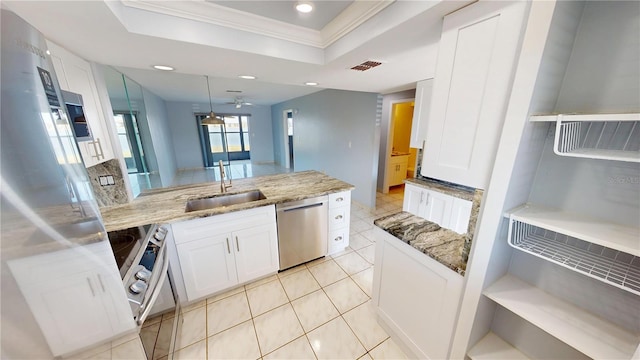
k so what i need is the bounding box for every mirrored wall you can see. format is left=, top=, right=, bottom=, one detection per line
left=102, top=66, right=162, bottom=196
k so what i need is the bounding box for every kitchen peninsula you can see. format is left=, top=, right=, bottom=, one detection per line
left=100, top=170, right=354, bottom=232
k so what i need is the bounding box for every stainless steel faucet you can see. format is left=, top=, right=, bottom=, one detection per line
left=218, top=160, right=232, bottom=193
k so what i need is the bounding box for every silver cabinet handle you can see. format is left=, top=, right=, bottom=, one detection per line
left=87, top=278, right=95, bottom=297
left=235, top=236, right=240, bottom=252
left=335, top=215, right=343, bottom=220
left=420, top=191, right=424, bottom=204
left=426, top=193, right=430, bottom=205
left=97, top=274, right=106, bottom=292
left=226, top=238, right=231, bottom=254
left=335, top=236, right=342, bottom=242
left=336, top=197, right=343, bottom=202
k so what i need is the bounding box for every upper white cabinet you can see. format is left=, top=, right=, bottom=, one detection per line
left=403, top=183, right=471, bottom=234
left=47, top=41, right=114, bottom=167
left=421, top=1, right=529, bottom=189
left=172, top=206, right=279, bottom=301
left=410, top=79, right=433, bottom=149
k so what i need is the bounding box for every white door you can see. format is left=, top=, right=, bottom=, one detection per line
left=26, top=272, right=114, bottom=356
left=410, top=79, right=433, bottom=149
left=403, top=184, right=424, bottom=217
left=177, top=234, right=238, bottom=301
left=449, top=198, right=473, bottom=234
left=233, top=224, right=279, bottom=284
left=423, top=190, right=453, bottom=228
left=421, top=1, right=528, bottom=189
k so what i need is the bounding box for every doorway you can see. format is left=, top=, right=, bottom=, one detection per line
left=283, top=110, right=294, bottom=169
left=114, top=111, right=148, bottom=174
left=383, top=100, right=417, bottom=193
left=196, top=114, right=251, bottom=167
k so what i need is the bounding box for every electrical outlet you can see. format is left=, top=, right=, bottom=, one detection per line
left=106, top=175, right=115, bottom=185
left=99, top=176, right=109, bottom=186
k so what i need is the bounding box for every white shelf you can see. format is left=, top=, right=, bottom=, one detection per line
left=530, top=113, right=640, bottom=122
left=467, top=332, right=529, bottom=360
left=558, top=148, right=640, bottom=162
left=484, top=275, right=640, bottom=360
left=508, top=204, right=640, bottom=257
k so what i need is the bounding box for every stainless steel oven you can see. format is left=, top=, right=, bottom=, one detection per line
left=107, top=224, right=170, bottom=326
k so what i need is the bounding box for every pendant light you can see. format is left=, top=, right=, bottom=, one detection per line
left=202, top=75, right=224, bottom=125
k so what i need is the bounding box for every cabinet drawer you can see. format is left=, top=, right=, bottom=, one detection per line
left=172, top=205, right=276, bottom=245
left=329, top=207, right=350, bottom=229
left=328, top=228, right=349, bottom=255
left=328, top=191, right=351, bottom=208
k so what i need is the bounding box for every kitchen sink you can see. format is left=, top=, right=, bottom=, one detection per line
left=185, top=190, right=267, bottom=212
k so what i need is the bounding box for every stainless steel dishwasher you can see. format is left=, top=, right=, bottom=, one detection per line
left=276, top=195, right=328, bottom=270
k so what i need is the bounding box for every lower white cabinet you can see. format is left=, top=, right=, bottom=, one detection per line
left=388, top=155, right=409, bottom=187
left=403, top=183, right=471, bottom=234
left=7, top=241, right=135, bottom=357
left=372, top=227, right=463, bottom=359
left=327, top=191, right=351, bottom=255
left=172, top=206, right=279, bottom=301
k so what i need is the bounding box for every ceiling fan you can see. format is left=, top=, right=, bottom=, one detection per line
left=226, top=97, right=253, bottom=108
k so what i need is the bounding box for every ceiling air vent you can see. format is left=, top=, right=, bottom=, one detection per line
left=350, top=60, right=383, bottom=72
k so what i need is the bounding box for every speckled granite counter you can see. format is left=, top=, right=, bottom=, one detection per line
left=374, top=211, right=467, bottom=275
left=404, top=177, right=474, bottom=201
left=101, top=171, right=354, bottom=232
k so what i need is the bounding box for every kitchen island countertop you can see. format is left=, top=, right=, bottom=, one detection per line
left=101, top=170, right=354, bottom=232
left=374, top=211, right=467, bottom=275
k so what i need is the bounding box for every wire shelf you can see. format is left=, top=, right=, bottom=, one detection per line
left=508, top=219, right=640, bottom=296
left=553, top=118, right=640, bottom=162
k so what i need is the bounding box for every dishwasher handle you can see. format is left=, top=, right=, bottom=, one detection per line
left=281, top=202, right=324, bottom=212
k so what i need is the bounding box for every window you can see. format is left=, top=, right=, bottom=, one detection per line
left=196, top=114, right=251, bottom=166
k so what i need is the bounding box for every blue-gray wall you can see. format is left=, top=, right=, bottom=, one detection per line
left=271, top=89, right=380, bottom=208
left=166, top=101, right=274, bottom=170
left=143, top=89, right=177, bottom=187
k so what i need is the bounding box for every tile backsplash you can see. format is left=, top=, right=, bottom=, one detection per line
left=86, top=158, right=129, bottom=207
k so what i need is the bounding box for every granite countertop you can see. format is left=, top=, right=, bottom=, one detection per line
left=404, top=177, right=475, bottom=201
left=100, top=170, right=354, bottom=232
left=374, top=211, right=467, bottom=275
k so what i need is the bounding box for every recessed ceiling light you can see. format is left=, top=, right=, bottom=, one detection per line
left=238, top=75, right=256, bottom=80
left=296, top=2, right=313, bottom=13
left=304, top=82, right=318, bottom=86
left=153, top=65, right=174, bottom=71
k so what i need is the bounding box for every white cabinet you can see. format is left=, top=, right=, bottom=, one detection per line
left=409, top=79, right=433, bottom=149
left=47, top=40, right=114, bottom=167
left=372, top=227, right=463, bottom=359
left=7, top=241, right=135, bottom=357
left=387, top=155, right=409, bottom=187
left=176, top=233, right=238, bottom=300
left=421, top=1, right=528, bottom=189
left=327, top=191, right=351, bottom=255
left=172, top=206, right=279, bottom=301
left=403, top=183, right=471, bottom=234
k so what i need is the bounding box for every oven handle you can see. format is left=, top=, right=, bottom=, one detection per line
left=136, top=242, right=169, bottom=326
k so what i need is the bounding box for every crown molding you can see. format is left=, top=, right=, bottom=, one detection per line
left=322, top=1, right=394, bottom=46
left=119, top=0, right=393, bottom=49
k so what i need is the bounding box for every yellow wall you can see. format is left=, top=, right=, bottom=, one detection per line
left=391, top=102, right=416, bottom=174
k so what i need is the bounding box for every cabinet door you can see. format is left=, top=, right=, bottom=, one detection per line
left=410, top=79, right=434, bottom=148
left=47, top=41, right=114, bottom=167
left=176, top=234, right=238, bottom=301
left=403, top=184, right=424, bottom=217
left=423, top=190, right=453, bottom=227
left=233, top=223, right=279, bottom=284
left=18, top=272, right=114, bottom=356
left=421, top=1, right=528, bottom=189
left=450, top=198, right=472, bottom=234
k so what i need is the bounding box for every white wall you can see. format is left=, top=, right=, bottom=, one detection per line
left=166, top=101, right=274, bottom=170
left=271, top=89, right=380, bottom=208
left=377, top=89, right=415, bottom=191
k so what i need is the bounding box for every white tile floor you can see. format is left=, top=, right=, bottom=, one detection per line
left=140, top=185, right=409, bottom=360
